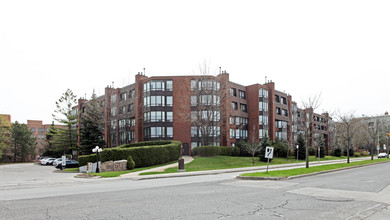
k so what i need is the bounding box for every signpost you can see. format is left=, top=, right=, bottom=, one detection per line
left=61, top=155, right=66, bottom=170
left=318, top=146, right=321, bottom=162
left=377, top=144, right=380, bottom=155
left=265, top=146, right=274, bottom=174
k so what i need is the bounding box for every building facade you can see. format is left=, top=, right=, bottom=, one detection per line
left=77, top=73, right=332, bottom=155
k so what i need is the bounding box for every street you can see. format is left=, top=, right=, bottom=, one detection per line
left=1, top=162, right=390, bottom=219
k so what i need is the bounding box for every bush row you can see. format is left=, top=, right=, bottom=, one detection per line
left=79, top=140, right=181, bottom=167
left=191, top=146, right=240, bottom=157
left=118, top=140, right=172, bottom=148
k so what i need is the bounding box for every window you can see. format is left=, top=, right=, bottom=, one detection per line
left=231, top=102, right=238, bottom=110
left=166, top=96, right=173, bottom=106
left=38, top=128, right=44, bottom=134
left=276, top=107, right=281, bottom=115
left=111, top=94, right=117, bottom=103
left=259, top=88, right=269, bottom=98
left=150, top=127, right=165, bottom=138
left=191, top=142, right=198, bottom=149
left=230, top=88, right=237, bottom=97
left=128, top=104, right=134, bottom=112
left=239, top=90, right=246, bottom=99
left=281, top=97, right=287, bottom=105
left=191, top=96, right=197, bottom=106
left=230, top=129, right=235, bottom=139
left=282, top=109, right=288, bottom=117
left=150, top=81, right=165, bottom=91
left=240, top=104, right=247, bottom=113
left=150, top=111, right=165, bottom=122
left=230, top=116, right=235, bottom=125
left=130, top=118, right=135, bottom=126
left=191, top=80, right=197, bottom=89
left=129, top=130, right=135, bottom=140
left=191, top=111, right=197, bottom=121
left=120, top=106, right=126, bottom=114
left=167, top=127, right=173, bottom=137
left=167, top=112, right=173, bottom=122
left=111, top=107, right=116, bottom=117
left=275, top=95, right=280, bottom=103
left=166, top=80, right=173, bottom=91
left=191, top=127, right=198, bottom=137
left=129, top=89, right=135, bottom=99
left=150, top=96, right=165, bottom=106
left=120, top=93, right=127, bottom=101
left=240, top=117, right=248, bottom=125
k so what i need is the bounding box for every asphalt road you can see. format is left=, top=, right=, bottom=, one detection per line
left=1, top=162, right=390, bottom=219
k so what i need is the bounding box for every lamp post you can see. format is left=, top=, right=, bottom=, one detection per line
left=296, top=145, right=299, bottom=164
left=92, top=146, right=102, bottom=173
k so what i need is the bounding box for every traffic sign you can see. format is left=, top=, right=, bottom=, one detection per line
left=265, top=146, right=274, bottom=159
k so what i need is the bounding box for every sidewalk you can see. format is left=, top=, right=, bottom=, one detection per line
left=120, top=156, right=194, bottom=178
left=120, top=156, right=377, bottom=180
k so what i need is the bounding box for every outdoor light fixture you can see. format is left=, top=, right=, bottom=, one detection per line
left=296, top=145, right=299, bottom=164
left=92, top=146, right=102, bottom=173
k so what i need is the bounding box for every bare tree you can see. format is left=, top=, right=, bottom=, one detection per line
left=335, top=112, right=360, bottom=163
left=361, top=117, right=383, bottom=160
left=190, top=63, right=230, bottom=147
left=301, top=93, right=322, bottom=168
left=241, top=125, right=261, bottom=165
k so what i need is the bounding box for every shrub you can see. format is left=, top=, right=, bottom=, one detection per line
left=343, top=148, right=354, bottom=157
left=118, top=140, right=171, bottom=148
left=127, top=156, right=135, bottom=170
left=334, top=148, right=342, bottom=157
left=79, top=140, right=181, bottom=167
left=354, top=152, right=361, bottom=157
left=236, top=142, right=252, bottom=157
left=230, top=146, right=240, bottom=156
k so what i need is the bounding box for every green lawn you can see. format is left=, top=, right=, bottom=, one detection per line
left=241, top=158, right=390, bottom=178
left=139, top=155, right=365, bottom=175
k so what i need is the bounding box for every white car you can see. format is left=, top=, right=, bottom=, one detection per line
left=52, top=158, right=62, bottom=166
left=378, top=153, right=388, bottom=158
left=41, top=158, right=56, bottom=165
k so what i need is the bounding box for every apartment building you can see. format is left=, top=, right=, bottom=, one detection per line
left=77, top=72, right=332, bottom=155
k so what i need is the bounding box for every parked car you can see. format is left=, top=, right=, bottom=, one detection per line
left=38, top=157, right=48, bottom=164
left=41, top=158, right=56, bottom=165
left=55, top=160, right=79, bottom=169
left=52, top=158, right=62, bottom=167
left=378, top=153, right=388, bottom=158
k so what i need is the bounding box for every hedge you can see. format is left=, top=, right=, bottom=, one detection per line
left=191, top=146, right=240, bottom=157
left=118, top=140, right=171, bottom=148
left=79, top=140, right=181, bottom=168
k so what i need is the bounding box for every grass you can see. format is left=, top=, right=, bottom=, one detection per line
left=240, top=158, right=390, bottom=178
left=63, top=167, right=79, bottom=172
left=139, top=155, right=366, bottom=175
left=88, top=161, right=177, bottom=178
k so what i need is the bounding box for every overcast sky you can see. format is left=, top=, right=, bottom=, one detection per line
left=1, top=0, right=389, bottom=124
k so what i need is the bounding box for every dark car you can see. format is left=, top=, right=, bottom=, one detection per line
left=55, top=160, right=79, bottom=169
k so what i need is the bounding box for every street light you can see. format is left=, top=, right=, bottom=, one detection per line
left=92, top=146, right=102, bottom=173
left=296, top=145, right=299, bottom=164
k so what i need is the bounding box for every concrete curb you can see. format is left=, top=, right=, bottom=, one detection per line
left=236, top=161, right=390, bottom=181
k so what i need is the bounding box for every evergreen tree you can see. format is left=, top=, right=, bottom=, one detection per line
left=52, top=89, right=78, bottom=155
left=80, top=91, right=105, bottom=155
left=43, top=124, right=62, bottom=157
left=11, top=121, right=36, bottom=162
left=295, top=133, right=306, bottom=160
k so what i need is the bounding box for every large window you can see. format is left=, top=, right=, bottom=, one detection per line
left=230, top=88, right=237, bottom=97
left=144, top=80, right=172, bottom=92
left=231, top=102, right=238, bottom=110
left=166, top=80, right=173, bottom=91
left=166, top=96, right=173, bottom=106
left=239, top=90, right=246, bottom=99
left=167, top=112, right=173, bottom=122
left=259, top=88, right=269, bottom=98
